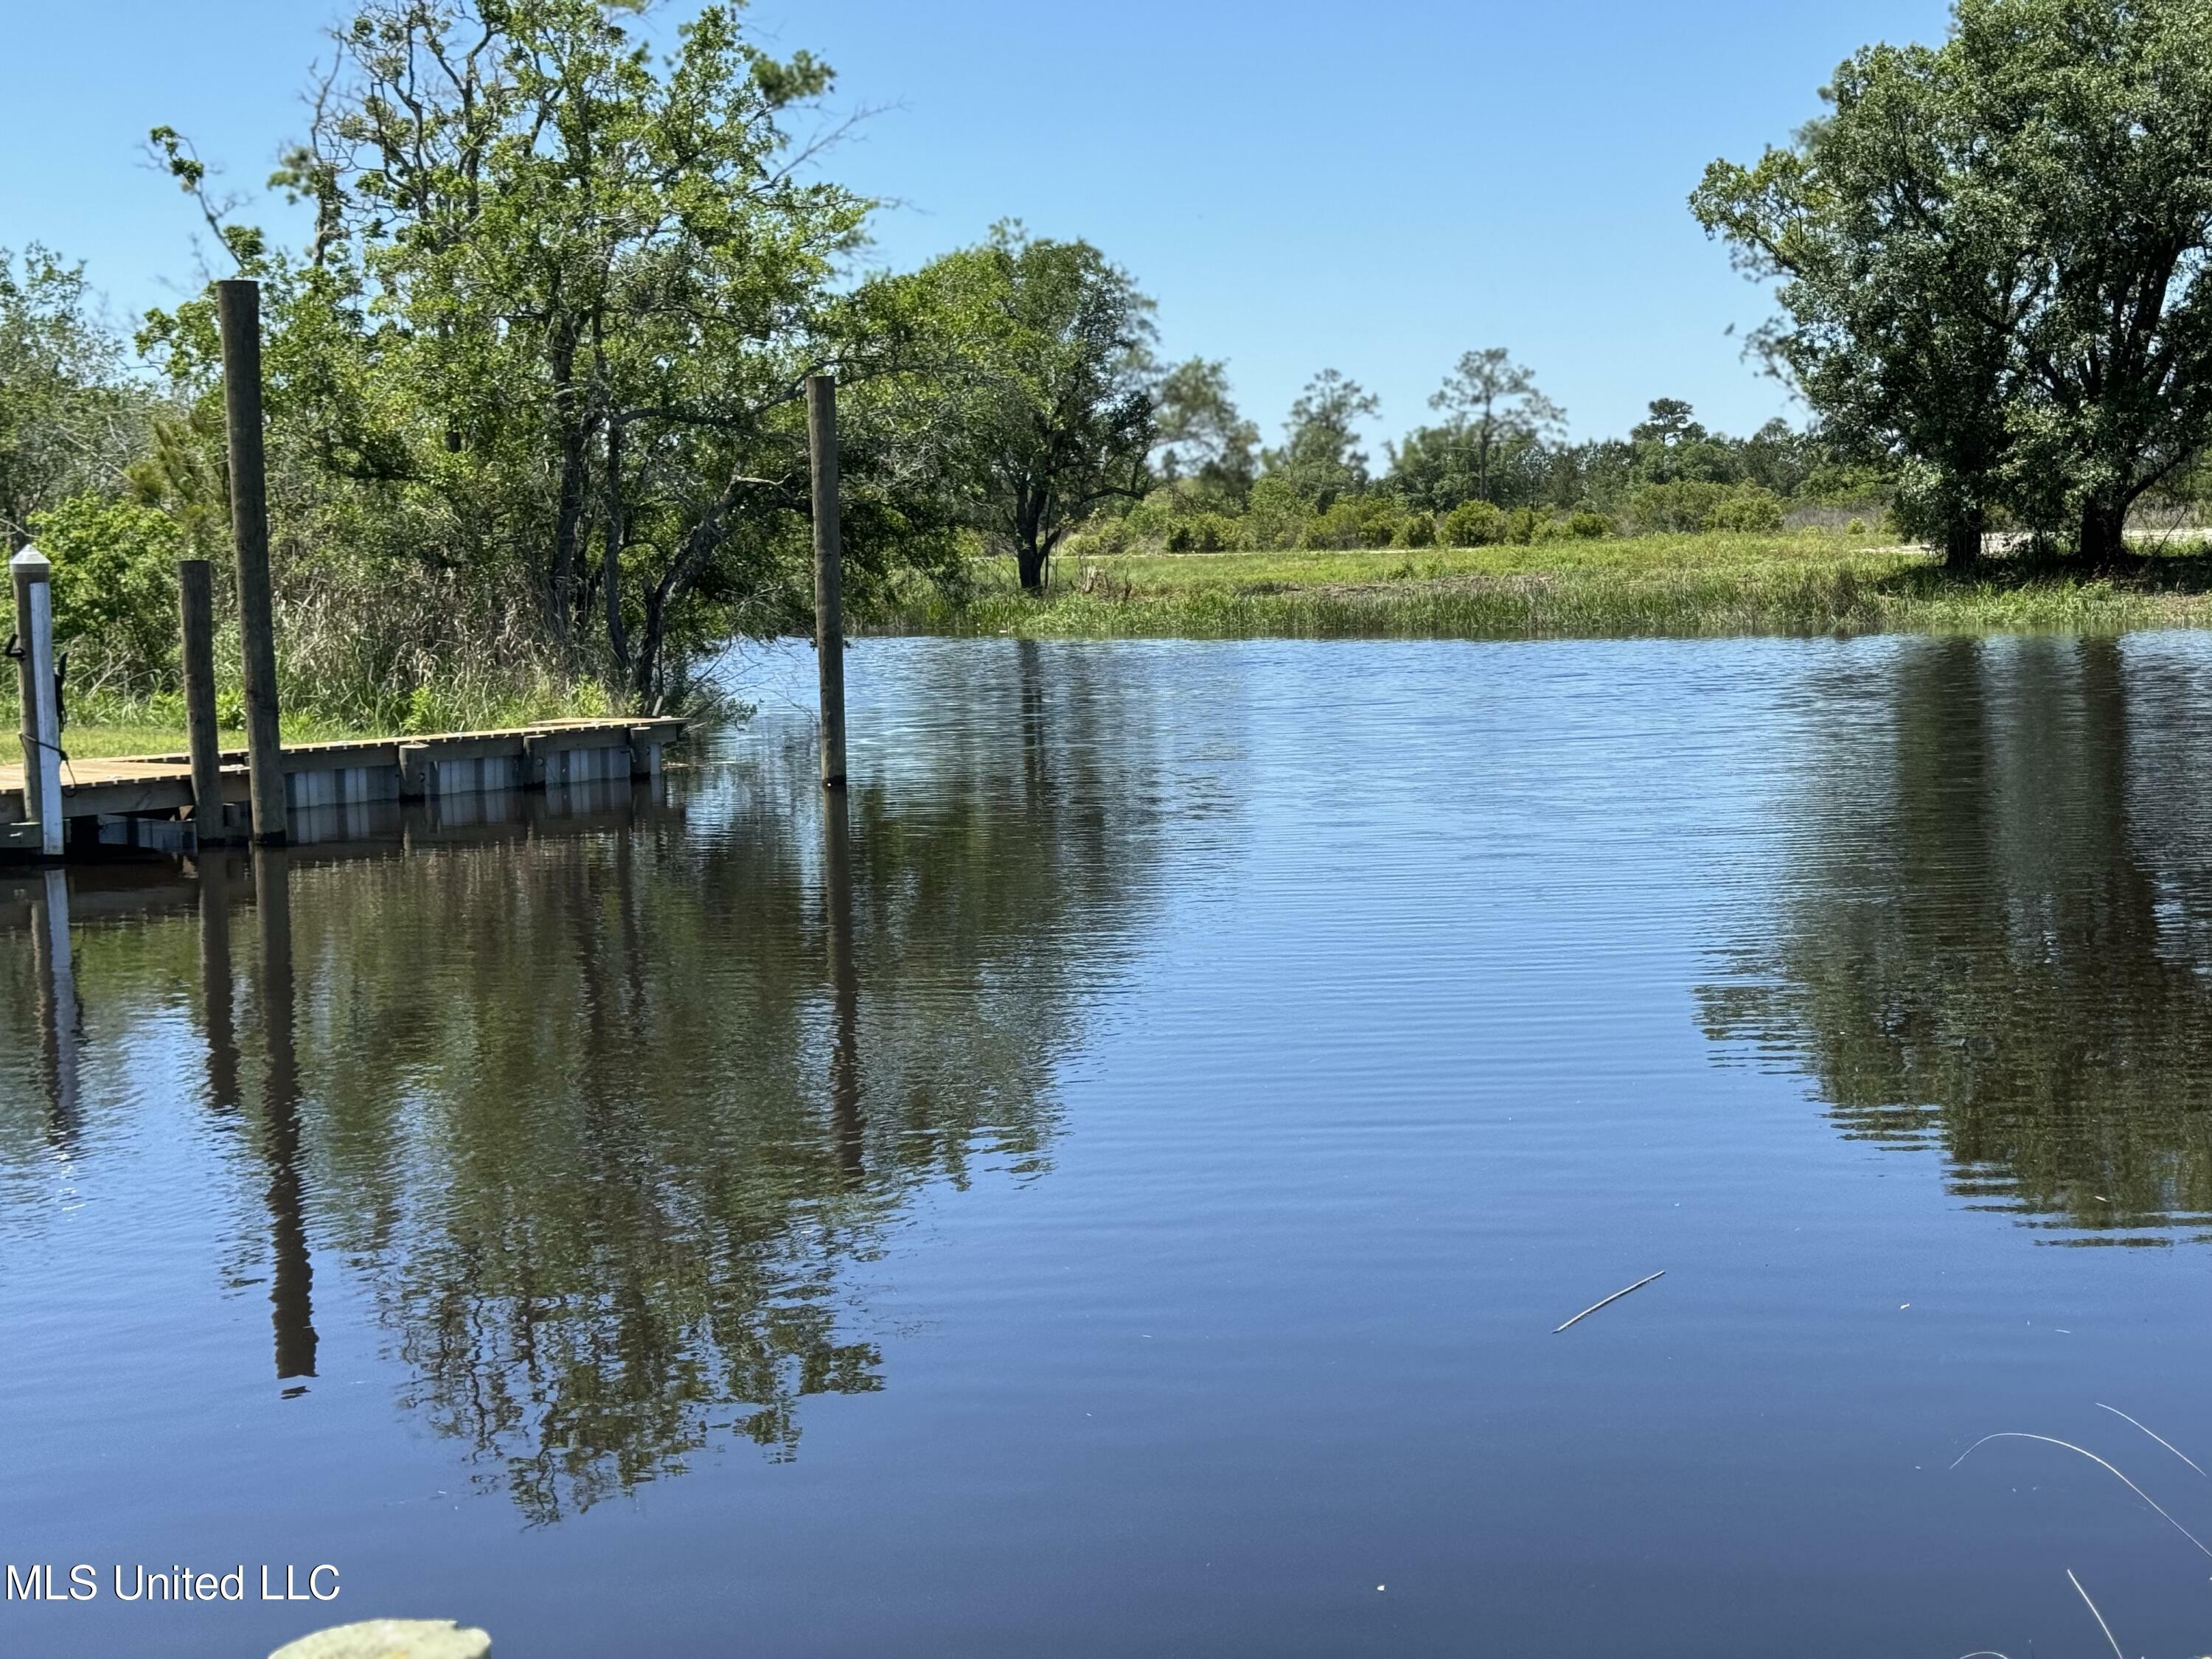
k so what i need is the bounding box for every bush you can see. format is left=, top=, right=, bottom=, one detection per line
left=1243, top=476, right=1310, bottom=551
left=28, top=494, right=183, bottom=692
left=1165, top=512, right=1240, bottom=553
left=1441, top=499, right=1509, bottom=546
left=1566, top=510, right=1613, bottom=539
left=1393, top=511, right=1438, bottom=549
left=1506, top=507, right=1543, bottom=545
left=1706, top=487, right=1784, bottom=532
left=1629, top=480, right=1733, bottom=534
left=1064, top=512, right=1136, bottom=557
left=1302, top=495, right=1400, bottom=551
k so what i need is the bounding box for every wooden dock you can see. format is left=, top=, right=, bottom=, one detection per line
left=1, top=716, right=685, bottom=858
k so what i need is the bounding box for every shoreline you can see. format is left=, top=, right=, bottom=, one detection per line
left=880, top=531, right=2212, bottom=641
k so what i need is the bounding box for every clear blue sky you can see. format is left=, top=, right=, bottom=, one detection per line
left=0, top=0, right=1952, bottom=450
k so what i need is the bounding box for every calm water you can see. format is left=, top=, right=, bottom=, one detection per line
left=4, top=635, right=2212, bottom=1658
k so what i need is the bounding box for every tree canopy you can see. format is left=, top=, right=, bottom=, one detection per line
left=898, top=225, right=1157, bottom=591
left=1694, top=0, right=2212, bottom=565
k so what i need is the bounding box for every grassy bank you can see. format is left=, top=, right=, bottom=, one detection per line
left=3, top=684, right=619, bottom=764
left=883, top=529, right=2212, bottom=639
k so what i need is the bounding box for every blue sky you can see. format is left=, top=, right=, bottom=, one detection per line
left=0, top=0, right=1953, bottom=450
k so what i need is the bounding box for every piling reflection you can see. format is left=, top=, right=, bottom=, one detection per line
left=1700, top=636, right=2212, bottom=1237
left=823, top=787, right=863, bottom=1184
left=30, top=869, right=83, bottom=1149
left=0, top=649, right=1169, bottom=1522
left=254, top=847, right=319, bottom=1385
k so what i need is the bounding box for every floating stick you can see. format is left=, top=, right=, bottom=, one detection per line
left=2066, top=1569, right=2124, bottom=1659
left=1554, top=1270, right=1666, bottom=1333
left=2096, top=1402, right=2208, bottom=1479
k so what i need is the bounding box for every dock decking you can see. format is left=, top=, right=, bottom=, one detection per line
left=2, top=716, right=685, bottom=855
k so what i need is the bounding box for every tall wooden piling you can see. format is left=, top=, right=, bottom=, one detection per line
left=807, top=373, right=847, bottom=790
left=10, top=548, right=64, bottom=859
left=178, top=557, right=230, bottom=843
left=218, top=279, right=288, bottom=846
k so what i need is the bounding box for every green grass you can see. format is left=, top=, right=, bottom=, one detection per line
left=880, top=529, right=2212, bottom=641
left=46, top=714, right=371, bottom=762
left=7, top=692, right=599, bottom=765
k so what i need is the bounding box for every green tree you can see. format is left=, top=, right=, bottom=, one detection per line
left=0, top=246, right=147, bottom=549
left=1426, top=348, right=1563, bottom=504
left=142, top=0, right=872, bottom=711
left=905, top=226, right=1157, bottom=591
left=27, top=495, right=183, bottom=692
left=1151, top=357, right=1259, bottom=507
left=1264, top=368, right=1378, bottom=508
left=1627, top=400, right=1741, bottom=486
left=1695, top=0, right=2212, bottom=565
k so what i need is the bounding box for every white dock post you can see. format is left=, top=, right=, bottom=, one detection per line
left=10, top=546, right=65, bottom=858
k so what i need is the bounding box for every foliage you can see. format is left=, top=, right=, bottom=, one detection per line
left=1631, top=481, right=1736, bottom=535
left=1262, top=369, right=1378, bottom=508
left=1301, top=493, right=1400, bottom=550
left=891, top=530, right=2212, bottom=642
left=27, top=494, right=181, bottom=692
left=1707, top=487, right=1785, bottom=532
left=899, top=224, right=1157, bottom=591
left=1393, top=511, right=1438, bottom=549
left=1241, top=474, right=1312, bottom=551
left=1566, top=510, right=1613, bottom=539
left=1164, top=512, right=1240, bottom=552
left=1152, top=357, right=1258, bottom=508
left=0, top=246, right=149, bottom=549
left=1442, top=498, right=1509, bottom=546
left=1694, top=0, right=2212, bottom=564
left=137, top=0, right=883, bottom=717
left=1427, top=348, right=1565, bottom=504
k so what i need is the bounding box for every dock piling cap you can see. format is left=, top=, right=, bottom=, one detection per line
left=9, top=545, right=49, bottom=575
left=269, top=1619, right=490, bottom=1659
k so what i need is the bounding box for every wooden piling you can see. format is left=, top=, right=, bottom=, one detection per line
left=218, top=279, right=288, bottom=846
left=10, top=548, right=64, bottom=859
left=178, top=557, right=230, bottom=843
left=807, top=373, right=847, bottom=790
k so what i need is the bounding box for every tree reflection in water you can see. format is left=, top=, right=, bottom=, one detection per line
left=0, top=647, right=1180, bottom=1524
left=1700, top=636, right=2212, bottom=1241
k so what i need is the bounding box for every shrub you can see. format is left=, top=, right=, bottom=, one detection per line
left=1166, top=512, right=1240, bottom=553
left=1706, top=487, right=1784, bottom=532
left=1566, top=510, right=1613, bottom=539
left=1629, top=480, right=1733, bottom=534
left=1302, top=495, right=1400, bottom=551
left=1441, top=499, right=1508, bottom=546
left=1506, top=507, right=1543, bottom=544
left=1243, top=476, right=1310, bottom=550
left=1393, top=511, right=1438, bottom=549
left=28, top=494, right=183, bottom=692
left=1065, top=512, right=1136, bottom=557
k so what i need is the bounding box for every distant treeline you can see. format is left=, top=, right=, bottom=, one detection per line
left=1076, top=362, right=1890, bottom=558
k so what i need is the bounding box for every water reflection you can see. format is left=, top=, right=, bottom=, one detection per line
left=1700, top=636, right=2212, bottom=1239
left=30, top=869, right=83, bottom=1148
left=254, top=847, right=319, bottom=1385
left=0, top=650, right=1169, bottom=1522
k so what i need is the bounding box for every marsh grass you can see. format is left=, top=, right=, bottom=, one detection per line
left=880, top=531, right=2212, bottom=641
